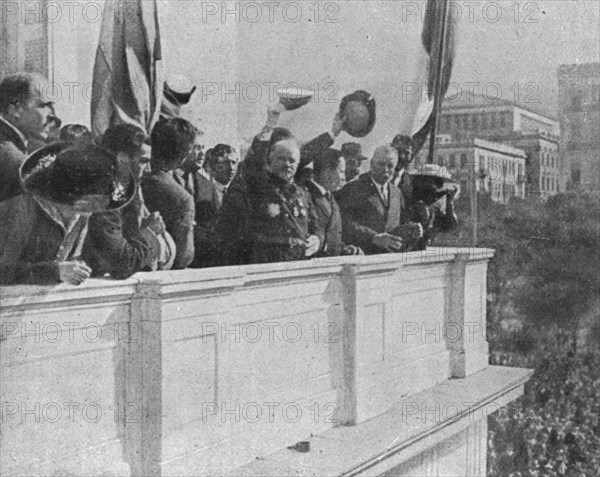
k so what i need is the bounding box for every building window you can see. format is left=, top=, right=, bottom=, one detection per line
left=460, top=154, right=468, bottom=168
left=500, top=112, right=506, bottom=127
left=462, top=115, right=469, bottom=129
left=572, top=168, right=581, bottom=185
left=482, top=114, right=488, bottom=129
left=437, top=155, right=445, bottom=166
left=490, top=112, right=497, bottom=128
left=449, top=154, right=456, bottom=168
left=455, top=116, right=461, bottom=128
left=479, top=155, right=485, bottom=170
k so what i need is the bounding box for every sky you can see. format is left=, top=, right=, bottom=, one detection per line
left=50, top=0, right=600, bottom=153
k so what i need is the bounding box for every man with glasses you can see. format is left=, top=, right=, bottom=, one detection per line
left=0, top=72, right=58, bottom=202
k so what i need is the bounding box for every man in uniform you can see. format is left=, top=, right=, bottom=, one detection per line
left=218, top=105, right=323, bottom=264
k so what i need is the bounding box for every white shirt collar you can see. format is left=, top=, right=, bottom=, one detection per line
left=310, top=180, right=329, bottom=197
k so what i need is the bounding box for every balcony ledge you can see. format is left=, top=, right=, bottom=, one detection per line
left=228, top=366, right=533, bottom=477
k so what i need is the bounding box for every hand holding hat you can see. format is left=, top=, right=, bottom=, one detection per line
left=266, top=102, right=285, bottom=128
left=331, top=112, right=345, bottom=138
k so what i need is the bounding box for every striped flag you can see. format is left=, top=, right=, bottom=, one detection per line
left=410, top=0, right=456, bottom=160
left=91, top=0, right=164, bottom=137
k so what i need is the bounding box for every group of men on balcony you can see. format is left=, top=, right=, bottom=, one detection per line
left=0, top=72, right=458, bottom=286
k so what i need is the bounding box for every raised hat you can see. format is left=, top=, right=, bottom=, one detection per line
left=277, top=88, right=314, bottom=111
left=163, top=74, right=197, bottom=107
left=339, top=90, right=376, bottom=138
left=20, top=143, right=136, bottom=213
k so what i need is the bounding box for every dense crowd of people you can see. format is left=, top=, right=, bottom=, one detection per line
left=488, top=330, right=600, bottom=477
left=0, top=72, right=459, bottom=285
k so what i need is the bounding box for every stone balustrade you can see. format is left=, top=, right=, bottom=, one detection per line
left=1, top=247, right=527, bottom=477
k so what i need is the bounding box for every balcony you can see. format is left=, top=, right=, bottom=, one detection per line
left=1, top=248, right=531, bottom=477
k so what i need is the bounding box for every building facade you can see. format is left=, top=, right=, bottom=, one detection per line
left=437, top=94, right=562, bottom=199
left=416, top=136, right=527, bottom=204
left=558, top=63, right=600, bottom=192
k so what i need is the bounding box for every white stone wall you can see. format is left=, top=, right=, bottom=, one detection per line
left=1, top=248, right=494, bottom=476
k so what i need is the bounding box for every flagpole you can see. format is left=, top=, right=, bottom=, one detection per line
left=427, top=0, right=450, bottom=164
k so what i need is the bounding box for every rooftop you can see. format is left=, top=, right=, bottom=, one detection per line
left=557, top=62, right=600, bottom=77
left=443, top=93, right=558, bottom=121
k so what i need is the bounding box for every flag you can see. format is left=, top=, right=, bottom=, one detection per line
left=409, top=0, right=456, bottom=159
left=91, top=0, right=164, bottom=137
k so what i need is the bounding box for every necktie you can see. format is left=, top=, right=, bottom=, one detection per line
left=380, top=184, right=388, bottom=204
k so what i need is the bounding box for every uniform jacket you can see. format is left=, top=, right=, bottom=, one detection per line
left=218, top=135, right=324, bottom=264
left=82, top=192, right=161, bottom=279
left=248, top=174, right=323, bottom=263
left=142, top=170, right=195, bottom=269
left=0, top=116, right=28, bottom=203
left=0, top=194, right=84, bottom=285
left=335, top=173, right=406, bottom=255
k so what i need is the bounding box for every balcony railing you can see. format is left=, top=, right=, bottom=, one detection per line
left=1, top=248, right=530, bottom=477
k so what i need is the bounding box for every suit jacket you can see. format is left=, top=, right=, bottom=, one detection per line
left=1, top=194, right=71, bottom=284
left=142, top=171, right=195, bottom=269
left=0, top=116, right=28, bottom=203
left=335, top=173, right=406, bottom=255
left=82, top=193, right=161, bottom=279
left=297, top=132, right=335, bottom=174
left=305, top=180, right=343, bottom=256
left=392, top=169, right=413, bottom=204
left=191, top=173, right=226, bottom=268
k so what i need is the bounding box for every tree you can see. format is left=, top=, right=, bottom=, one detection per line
left=439, top=191, right=600, bottom=335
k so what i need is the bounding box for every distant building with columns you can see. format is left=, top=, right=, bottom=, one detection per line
left=437, top=94, right=562, bottom=199
left=415, top=135, right=527, bottom=204
left=558, top=62, right=600, bottom=192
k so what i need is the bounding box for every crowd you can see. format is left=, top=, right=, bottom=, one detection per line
left=488, top=329, right=600, bottom=477
left=0, top=72, right=459, bottom=286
